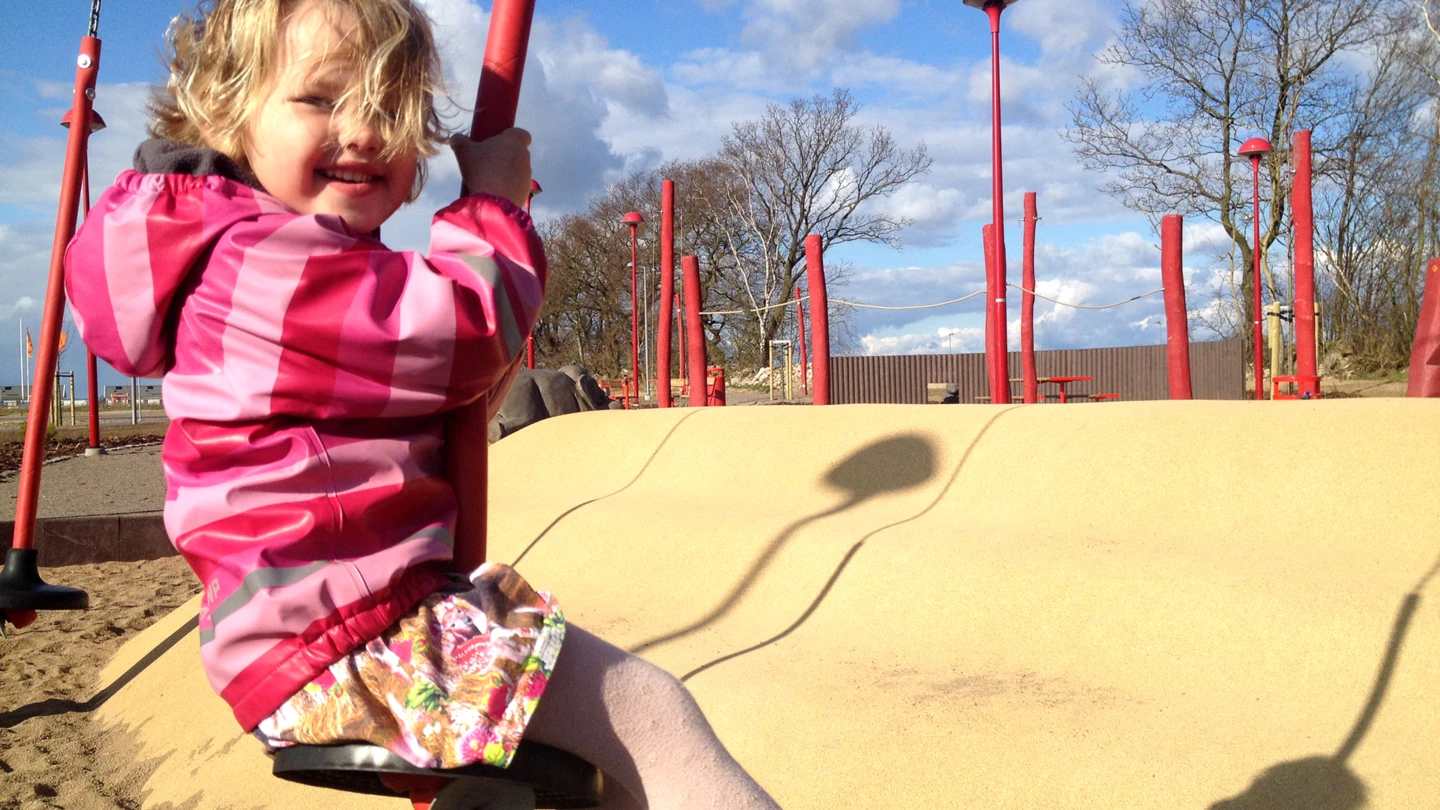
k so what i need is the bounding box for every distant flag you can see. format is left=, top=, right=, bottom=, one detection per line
left=58, top=332, right=67, bottom=352
left=25, top=331, right=32, bottom=358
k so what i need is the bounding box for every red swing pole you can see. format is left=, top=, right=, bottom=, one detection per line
left=446, top=0, right=536, bottom=575
left=1, top=28, right=102, bottom=628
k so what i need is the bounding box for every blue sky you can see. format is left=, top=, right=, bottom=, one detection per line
left=0, top=0, right=1240, bottom=389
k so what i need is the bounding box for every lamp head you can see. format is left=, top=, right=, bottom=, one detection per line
left=60, top=108, right=106, bottom=132
left=1238, top=137, right=1273, bottom=159
left=622, top=211, right=644, bottom=228
left=962, top=0, right=1020, bottom=8
left=529, top=179, right=542, bottom=197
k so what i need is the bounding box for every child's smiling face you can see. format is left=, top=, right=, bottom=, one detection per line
left=243, top=0, right=418, bottom=234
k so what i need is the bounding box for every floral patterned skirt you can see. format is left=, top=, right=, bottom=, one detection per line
left=253, top=562, right=565, bottom=770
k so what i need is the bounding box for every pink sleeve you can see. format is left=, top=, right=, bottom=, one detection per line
left=227, top=193, right=548, bottom=420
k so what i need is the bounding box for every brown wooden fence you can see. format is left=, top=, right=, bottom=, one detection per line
left=830, top=339, right=1244, bottom=404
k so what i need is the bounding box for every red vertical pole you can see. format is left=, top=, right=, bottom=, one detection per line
left=804, top=235, right=831, bottom=405
left=1021, top=192, right=1038, bottom=404
left=984, top=2, right=1011, bottom=406
left=447, top=0, right=535, bottom=575
left=629, top=226, right=640, bottom=406
left=983, top=224, right=998, bottom=401
left=794, top=286, right=808, bottom=396
left=524, top=187, right=535, bottom=370
left=1250, top=156, right=1265, bottom=401
left=658, top=180, right=675, bottom=408
left=12, top=36, right=100, bottom=554
left=682, top=255, right=707, bottom=407
left=1161, top=214, right=1193, bottom=400
left=1292, top=130, right=1318, bottom=397
left=1408, top=259, right=1440, bottom=397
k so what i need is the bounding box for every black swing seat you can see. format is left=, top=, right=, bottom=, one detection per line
left=272, top=740, right=602, bottom=809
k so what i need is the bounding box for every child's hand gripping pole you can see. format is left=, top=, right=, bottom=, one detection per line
left=445, top=0, right=537, bottom=575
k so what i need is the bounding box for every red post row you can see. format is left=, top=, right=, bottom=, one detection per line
left=804, top=235, right=830, bottom=405
left=658, top=179, right=675, bottom=408
left=1021, top=192, right=1038, bottom=404
left=1160, top=214, right=1193, bottom=400
left=682, top=255, right=707, bottom=407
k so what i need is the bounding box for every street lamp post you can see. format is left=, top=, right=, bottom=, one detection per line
left=622, top=211, right=645, bottom=406
left=524, top=179, right=541, bottom=369
left=965, top=0, right=1020, bottom=405
left=1238, top=137, right=1273, bottom=401
left=61, top=107, right=106, bottom=456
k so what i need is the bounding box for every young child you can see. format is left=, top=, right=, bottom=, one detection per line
left=63, top=1, right=780, bottom=807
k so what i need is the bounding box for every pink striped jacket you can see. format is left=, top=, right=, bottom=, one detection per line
left=64, top=158, right=545, bottom=730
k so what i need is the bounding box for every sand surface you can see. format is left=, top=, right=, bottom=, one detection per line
left=3, top=400, right=1438, bottom=809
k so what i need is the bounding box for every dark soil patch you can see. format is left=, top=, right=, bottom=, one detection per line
left=0, top=425, right=168, bottom=480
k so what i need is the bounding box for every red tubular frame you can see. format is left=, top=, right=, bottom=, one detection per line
left=794, top=286, right=808, bottom=396
left=1292, top=130, right=1318, bottom=397
left=1249, top=155, right=1265, bottom=401
left=627, top=223, right=640, bottom=403
left=1021, top=192, right=1037, bottom=404
left=658, top=180, right=675, bottom=408
left=1408, top=259, right=1440, bottom=397
left=804, top=235, right=830, bottom=405
left=446, top=0, right=536, bottom=575
left=682, top=255, right=706, bottom=407
left=12, top=36, right=101, bottom=554
left=1160, top=214, right=1193, bottom=400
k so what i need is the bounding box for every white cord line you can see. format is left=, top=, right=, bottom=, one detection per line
left=698, top=285, right=1163, bottom=316
left=1008, top=284, right=1165, bottom=310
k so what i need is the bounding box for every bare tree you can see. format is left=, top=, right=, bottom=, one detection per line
left=715, top=88, right=931, bottom=363
left=1065, top=0, right=1394, bottom=360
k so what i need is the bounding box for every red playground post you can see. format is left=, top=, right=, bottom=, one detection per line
left=794, top=285, right=808, bottom=396
left=804, top=235, right=831, bottom=405
left=1021, top=192, right=1038, bottom=404
left=1408, top=259, right=1440, bottom=397
left=1160, top=214, right=1193, bottom=400
left=658, top=180, right=675, bottom=408
left=1292, top=131, right=1319, bottom=398
left=682, top=255, right=707, bottom=407
left=447, top=0, right=535, bottom=575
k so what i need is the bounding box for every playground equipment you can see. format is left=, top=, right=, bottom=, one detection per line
left=60, top=106, right=107, bottom=454
left=658, top=180, right=676, bottom=408
left=1292, top=130, right=1320, bottom=397
left=1021, top=193, right=1038, bottom=403
left=804, top=235, right=831, bottom=405
left=793, top=286, right=809, bottom=396
left=1160, top=214, right=1193, bottom=399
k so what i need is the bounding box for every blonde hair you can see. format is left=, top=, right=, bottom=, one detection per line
left=151, top=0, right=446, bottom=199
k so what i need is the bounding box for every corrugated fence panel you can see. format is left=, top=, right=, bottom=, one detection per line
left=831, top=340, right=1243, bottom=404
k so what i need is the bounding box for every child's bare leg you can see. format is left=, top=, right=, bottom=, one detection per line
left=524, top=624, right=781, bottom=810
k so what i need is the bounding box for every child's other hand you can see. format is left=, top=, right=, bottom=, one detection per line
left=450, top=129, right=533, bottom=210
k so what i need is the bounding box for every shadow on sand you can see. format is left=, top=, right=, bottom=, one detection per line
left=1207, top=550, right=1440, bottom=808
left=673, top=406, right=1021, bottom=679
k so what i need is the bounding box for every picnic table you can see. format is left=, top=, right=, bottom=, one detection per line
left=1009, top=375, right=1094, bottom=403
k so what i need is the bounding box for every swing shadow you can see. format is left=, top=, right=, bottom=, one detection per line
left=511, top=409, right=704, bottom=567
left=676, top=406, right=1025, bottom=677
left=1205, top=550, right=1440, bottom=809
